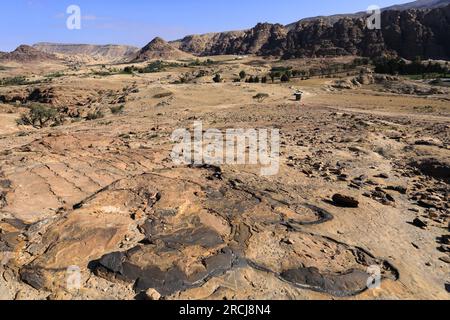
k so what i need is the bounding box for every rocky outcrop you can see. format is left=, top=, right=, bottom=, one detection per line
left=172, top=4, right=450, bottom=60
left=173, top=23, right=287, bottom=57
left=133, top=37, right=193, bottom=62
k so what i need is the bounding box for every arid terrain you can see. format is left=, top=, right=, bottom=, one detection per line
left=0, top=50, right=448, bottom=300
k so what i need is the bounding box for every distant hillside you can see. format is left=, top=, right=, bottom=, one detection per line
left=288, top=0, right=450, bottom=26
left=33, top=43, right=139, bottom=63
left=0, top=45, right=59, bottom=63
left=133, top=37, right=193, bottom=62
left=171, top=1, right=450, bottom=60
left=384, top=0, right=450, bottom=11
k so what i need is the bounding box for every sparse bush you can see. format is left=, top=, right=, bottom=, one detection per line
left=373, top=57, right=448, bottom=76
left=196, top=70, right=208, bottom=78
left=239, top=70, right=247, bottom=79
left=140, top=61, right=165, bottom=73
left=175, top=75, right=190, bottom=84
left=187, top=59, right=216, bottom=67
left=110, top=105, right=125, bottom=115
left=269, top=72, right=280, bottom=83
left=271, top=66, right=292, bottom=73
left=86, top=109, right=104, bottom=121
left=92, top=70, right=111, bottom=76
left=45, top=71, right=65, bottom=79
left=153, top=92, right=173, bottom=99
left=213, top=74, right=222, bottom=83
left=17, top=104, right=63, bottom=128
left=253, top=93, right=269, bottom=102
left=261, top=76, right=267, bottom=83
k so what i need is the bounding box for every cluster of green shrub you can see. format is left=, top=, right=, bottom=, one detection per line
left=245, top=76, right=269, bottom=83
left=86, top=109, right=104, bottom=120
left=213, top=74, right=222, bottom=83
left=92, top=70, right=113, bottom=76
left=208, top=57, right=377, bottom=84
left=121, top=60, right=182, bottom=74
left=44, top=71, right=65, bottom=79
left=0, top=76, right=31, bottom=86
left=153, top=92, right=173, bottom=99
left=16, top=104, right=63, bottom=128
left=253, top=93, right=269, bottom=102
left=16, top=101, right=125, bottom=129
left=374, top=57, right=449, bottom=76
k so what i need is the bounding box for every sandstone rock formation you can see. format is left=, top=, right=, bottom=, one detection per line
left=172, top=4, right=450, bottom=60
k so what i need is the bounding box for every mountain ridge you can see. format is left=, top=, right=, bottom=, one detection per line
left=0, top=45, right=59, bottom=63
left=11, top=0, right=449, bottom=62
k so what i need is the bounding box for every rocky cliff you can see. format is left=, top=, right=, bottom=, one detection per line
left=171, top=3, right=450, bottom=60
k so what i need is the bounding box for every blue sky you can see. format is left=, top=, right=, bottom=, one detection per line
left=1, top=0, right=411, bottom=51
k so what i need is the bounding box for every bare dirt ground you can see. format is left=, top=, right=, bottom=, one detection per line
left=0, top=56, right=449, bottom=300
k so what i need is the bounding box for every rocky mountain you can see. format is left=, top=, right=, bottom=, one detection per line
left=33, top=43, right=139, bottom=63
left=172, top=24, right=287, bottom=57
left=172, top=1, right=450, bottom=60
left=133, top=37, right=193, bottom=61
left=0, top=45, right=59, bottom=63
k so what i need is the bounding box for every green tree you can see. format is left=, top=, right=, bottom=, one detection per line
left=213, top=74, right=222, bottom=83
left=269, top=73, right=276, bottom=83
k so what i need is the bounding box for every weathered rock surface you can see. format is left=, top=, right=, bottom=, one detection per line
left=172, top=5, right=450, bottom=60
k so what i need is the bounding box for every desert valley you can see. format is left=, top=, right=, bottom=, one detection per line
left=0, top=0, right=449, bottom=301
